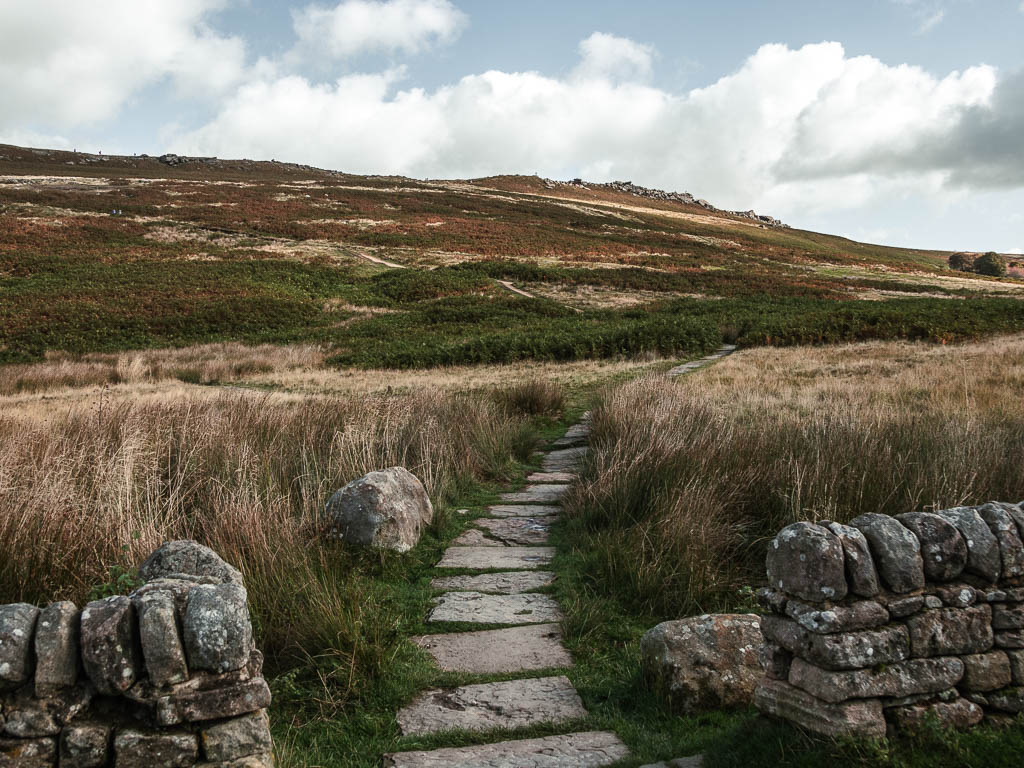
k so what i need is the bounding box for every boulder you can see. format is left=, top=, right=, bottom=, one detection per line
left=849, top=514, right=925, bottom=593
left=183, top=584, right=252, bottom=674
left=80, top=596, right=143, bottom=696
left=765, top=523, right=847, bottom=603
left=978, top=504, right=1024, bottom=578
left=34, top=602, right=79, bottom=697
left=326, top=467, right=434, bottom=553
left=906, top=605, right=993, bottom=657
left=960, top=651, right=1012, bottom=692
left=139, top=541, right=244, bottom=587
left=788, top=656, right=963, bottom=704
left=824, top=522, right=880, bottom=597
left=640, top=615, right=762, bottom=713
left=935, top=508, right=1001, bottom=582
left=896, top=512, right=967, bottom=582
left=992, top=603, right=1024, bottom=630
left=0, top=603, right=39, bottom=692
left=753, top=678, right=886, bottom=738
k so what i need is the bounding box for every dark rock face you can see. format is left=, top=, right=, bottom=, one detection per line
left=935, top=508, right=1001, bottom=582
left=788, top=656, right=963, bottom=704
left=0, top=603, right=39, bottom=692
left=849, top=514, right=925, bottom=593
left=79, top=596, right=143, bottom=696
left=0, top=736, right=56, bottom=768
left=135, top=590, right=188, bottom=687
left=889, top=696, right=983, bottom=731
left=896, top=512, right=968, bottom=582
left=60, top=725, right=110, bottom=768
left=156, top=678, right=271, bottom=726
left=766, top=522, right=848, bottom=603
left=326, top=467, right=434, bottom=553
left=960, top=651, right=1012, bottom=692
left=33, top=602, right=80, bottom=698
left=199, top=710, right=271, bottom=762
left=762, top=615, right=910, bottom=670
left=113, top=729, right=197, bottom=768
left=824, top=523, right=880, bottom=597
left=784, top=599, right=888, bottom=634
left=753, top=678, right=886, bottom=738
left=138, top=541, right=243, bottom=587
left=906, top=606, right=993, bottom=657
left=978, top=503, right=1024, bottom=578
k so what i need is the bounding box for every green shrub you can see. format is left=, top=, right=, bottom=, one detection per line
left=973, top=251, right=1008, bottom=277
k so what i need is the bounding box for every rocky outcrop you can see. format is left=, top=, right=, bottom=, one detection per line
left=754, top=502, right=1024, bottom=738
left=326, top=467, right=434, bottom=552
left=0, top=542, right=272, bottom=768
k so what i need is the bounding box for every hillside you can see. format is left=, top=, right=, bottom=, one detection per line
left=3, top=143, right=1023, bottom=368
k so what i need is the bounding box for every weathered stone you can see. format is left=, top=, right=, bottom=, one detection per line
left=765, top=523, right=848, bottom=603
left=0, top=737, right=56, bottom=768
left=196, top=753, right=273, bottom=768
left=753, top=678, right=886, bottom=738
left=888, top=697, right=983, bottom=731
left=935, top=508, right=1001, bottom=582
left=125, top=649, right=263, bottom=708
left=156, top=678, right=271, bottom=726
left=992, top=603, right=1024, bottom=630
left=985, top=686, right=1024, bottom=713
left=924, top=596, right=943, bottom=608
left=498, top=485, right=568, bottom=504
left=896, top=512, right=967, bottom=582
left=427, top=592, right=562, bottom=624
left=326, top=467, right=433, bottom=553
left=475, top=517, right=552, bottom=546
left=0, top=604, right=39, bottom=692
left=135, top=590, right=188, bottom=686
left=2, top=686, right=92, bottom=738
left=788, top=656, right=963, bottom=704
left=755, top=588, right=787, bottom=614
left=641, top=615, right=762, bottom=713
left=541, top=447, right=589, bottom=472
left=80, top=596, right=142, bottom=696
left=960, top=651, right=1011, bottom=692
left=761, top=615, right=910, bottom=670
left=935, top=584, right=977, bottom=609
left=200, top=710, right=272, bottom=762
left=430, top=571, right=555, bottom=594
left=978, top=503, right=1024, bottom=578
left=785, top=599, right=888, bottom=634
left=384, top=730, right=628, bottom=768
left=139, top=541, right=244, bottom=587
left=113, top=729, right=197, bottom=768
left=60, top=725, right=111, bottom=768
left=906, top=605, right=993, bottom=657
left=32, top=602, right=79, bottom=697
left=885, top=595, right=925, bottom=618
left=995, top=630, right=1024, bottom=649
left=451, top=529, right=501, bottom=547
left=487, top=504, right=560, bottom=518
left=525, top=472, right=576, bottom=483
left=436, top=546, right=554, bottom=570
left=881, top=687, right=959, bottom=708
left=824, top=522, right=880, bottom=597
left=412, top=624, right=572, bottom=674
left=850, top=514, right=925, bottom=593
left=183, top=584, right=252, bottom=674
left=1009, top=649, right=1024, bottom=683
left=759, top=643, right=792, bottom=680
left=397, top=676, right=587, bottom=736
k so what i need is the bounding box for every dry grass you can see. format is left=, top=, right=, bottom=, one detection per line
left=564, top=335, right=1024, bottom=617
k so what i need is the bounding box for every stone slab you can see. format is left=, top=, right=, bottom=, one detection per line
left=396, top=675, right=587, bottom=736
left=488, top=505, right=560, bottom=518
left=436, top=546, right=555, bottom=570
left=451, top=529, right=502, bottom=547
left=476, top=517, right=552, bottom=546
left=562, top=424, right=591, bottom=440
left=552, top=436, right=587, bottom=448
left=427, top=592, right=563, bottom=624
left=384, top=730, right=629, bottom=768
left=526, top=472, right=577, bottom=484
left=431, top=571, right=555, bottom=594
left=542, top=447, right=589, bottom=472
left=412, top=624, right=572, bottom=674
left=499, top=485, right=568, bottom=504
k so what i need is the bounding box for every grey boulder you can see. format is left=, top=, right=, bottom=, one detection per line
left=895, top=512, right=967, bottom=582
left=183, top=584, right=253, bottom=674
left=0, top=603, right=39, bottom=691
left=978, top=503, right=1024, bottom=578
left=824, top=522, right=880, bottom=597
left=935, top=507, right=1001, bottom=582
left=849, top=514, right=924, bottom=593
left=80, top=596, right=143, bottom=696
left=326, top=467, right=434, bottom=553
left=34, top=601, right=80, bottom=697
left=139, top=540, right=244, bottom=587
left=766, top=523, right=847, bottom=603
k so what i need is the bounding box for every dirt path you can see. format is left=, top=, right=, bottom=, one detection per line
left=496, top=279, right=535, bottom=298
left=667, top=344, right=737, bottom=377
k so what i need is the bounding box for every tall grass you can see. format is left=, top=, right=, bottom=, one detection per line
left=0, top=389, right=535, bottom=676
left=562, top=336, right=1024, bottom=618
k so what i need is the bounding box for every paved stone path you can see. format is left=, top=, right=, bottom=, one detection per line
left=385, top=414, right=633, bottom=766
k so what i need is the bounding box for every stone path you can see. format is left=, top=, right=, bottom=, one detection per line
left=386, top=414, right=632, bottom=766
left=666, top=344, right=736, bottom=377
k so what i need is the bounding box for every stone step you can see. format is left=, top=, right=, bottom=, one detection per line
left=563, top=423, right=591, bottom=440
left=430, top=571, right=555, bottom=594
left=552, top=436, right=587, bottom=448
left=451, top=529, right=502, bottom=547
left=396, top=675, right=587, bottom=736
left=412, top=624, right=572, bottom=674
left=488, top=504, right=560, bottom=518
left=436, top=546, right=554, bottom=570
left=499, top=484, right=568, bottom=504
left=542, top=447, right=589, bottom=472
left=384, top=730, right=629, bottom=768
left=475, top=517, right=551, bottom=546
left=525, top=471, right=577, bottom=484
left=428, top=592, right=563, bottom=624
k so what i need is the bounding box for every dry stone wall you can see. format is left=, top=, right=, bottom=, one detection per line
left=754, top=503, right=1024, bottom=738
left=0, top=541, right=272, bottom=768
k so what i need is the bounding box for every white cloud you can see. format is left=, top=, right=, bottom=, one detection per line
left=290, top=0, right=466, bottom=60
left=0, top=0, right=245, bottom=132
left=573, top=32, right=655, bottom=83
left=919, top=8, right=946, bottom=32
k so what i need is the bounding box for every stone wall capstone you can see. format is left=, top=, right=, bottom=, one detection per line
left=0, top=541, right=272, bottom=768
left=754, top=502, right=1024, bottom=738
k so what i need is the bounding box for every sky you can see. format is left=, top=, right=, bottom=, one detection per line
left=1, top=0, right=1023, bottom=252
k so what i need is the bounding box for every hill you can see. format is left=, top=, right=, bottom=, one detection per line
left=2, top=143, right=1023, bottom=368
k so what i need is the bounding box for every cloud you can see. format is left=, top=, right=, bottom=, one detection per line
left=0, top=0, right=245, bottom=133
left=918, top=8, right=946, bottom=32
left=573, top=32, right=655, bottom=83
left=290, top=0, right=466, bottom=60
